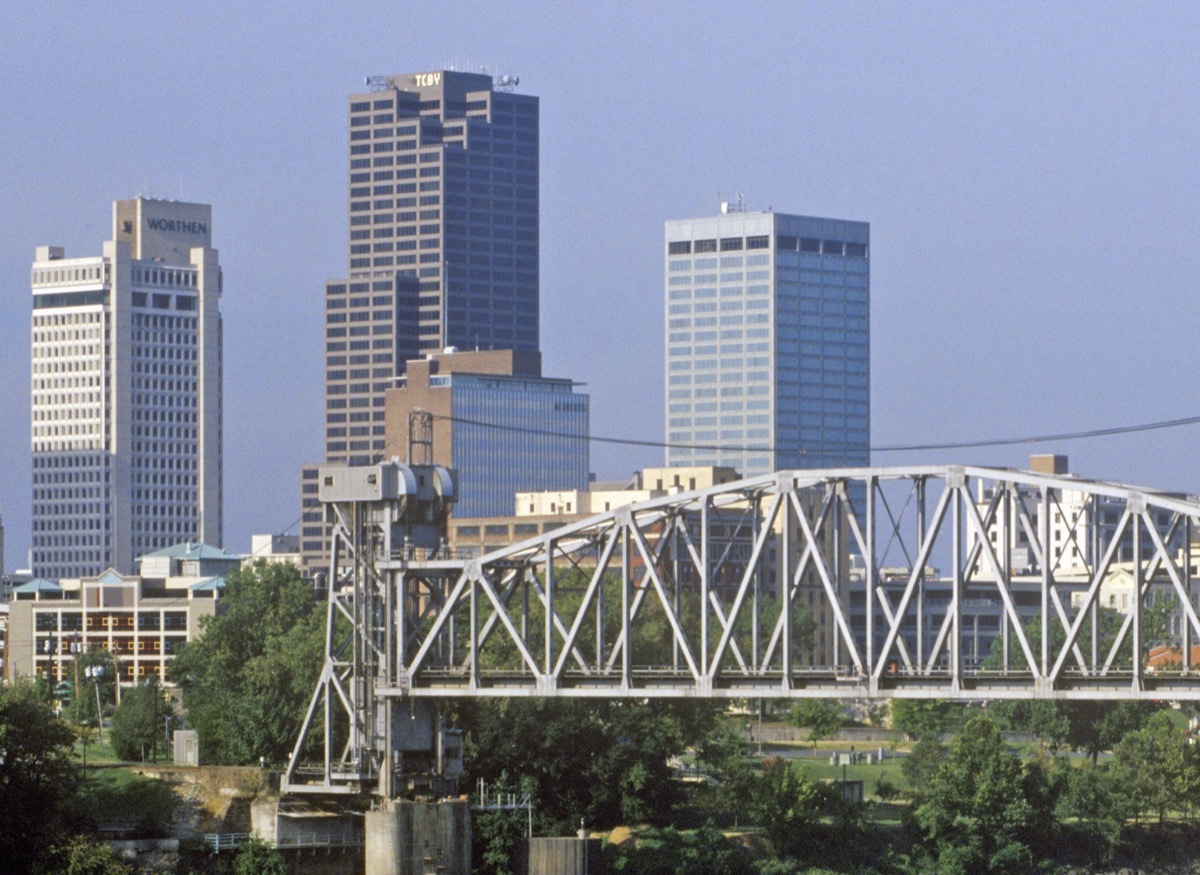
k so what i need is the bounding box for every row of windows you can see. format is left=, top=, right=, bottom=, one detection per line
left=350, top=153, right=535, bottom=173
left=132, top=267, right=198, bottom=288
left=668, top=236, right=867, bottom=257
left=32, top=263, right=108, bottom=286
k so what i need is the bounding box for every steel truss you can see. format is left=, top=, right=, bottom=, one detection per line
left=392, top=465, right=1200, bottom=702
left=285, top=464, right=1200, bottom=794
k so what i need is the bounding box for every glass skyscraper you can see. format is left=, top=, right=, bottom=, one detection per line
left=324, top=70, right=539, bottom=467
left=302, top=71, right=552, bottom=572
left=664, top=209, right=869, bottom=477
left=381, top=349, right=589, bottom=518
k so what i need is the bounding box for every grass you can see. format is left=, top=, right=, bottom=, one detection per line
left=72, top=768, right=179, bottom=836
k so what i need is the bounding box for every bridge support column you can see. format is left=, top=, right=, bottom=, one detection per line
left=1033, top=677, right=1055, bottom=699
left=365, top=799, right=471, bottom=875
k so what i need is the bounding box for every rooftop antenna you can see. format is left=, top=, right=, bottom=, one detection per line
left=495, top=73, right=520, bottom=92
left=364, top=75, right=388, bottom=92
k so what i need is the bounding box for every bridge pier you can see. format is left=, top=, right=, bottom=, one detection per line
left=364, top=799, right=471, bottom=875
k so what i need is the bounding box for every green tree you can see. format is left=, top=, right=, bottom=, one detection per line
left=606, top=823, right=750, bottom=875
left=890, top=699, right=953, bottom=738
left=232, top=836, right=286, bottom=875
left=750, top=758, right=823, bottom=858
left=696, top=717, right=758, bottom=817
left=1057, top=761, right=1123, bottom=864
left=471, top=772, right=531, bottom=875
left=109, top=675, right=175, bottom=762
left=47, top=835, right=133, bottom=875
left=914, top=716, right=1036, bottom=874
left=170, top=561, right=325, bottom=765
left=990, top=699, right=1069, bottom=752
left=70, top=647, right=117, bottom=730
left=900, top=733, right=945, bottom=797
left=1110, top=710, right=1190, bottom=823
left=986, top=608, right=1164, bottom=762
left=0, top=681, right=81, bottom=874
left=790, top=699, right=842, bottom=751
left=463, top=697, right=721, bottom=834
left=1066, top=699, right=1155, bottom=764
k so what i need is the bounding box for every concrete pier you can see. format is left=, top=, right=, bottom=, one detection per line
left=364, top=799, right=471, bottom=875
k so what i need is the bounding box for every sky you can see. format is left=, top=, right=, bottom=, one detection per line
left=1, top=3, right=1198, bottom=571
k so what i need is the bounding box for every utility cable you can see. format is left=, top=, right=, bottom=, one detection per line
left=426, top=412, right=1200, bottom=456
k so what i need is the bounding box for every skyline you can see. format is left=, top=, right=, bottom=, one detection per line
left=3, top=4, right=1199, bottom=570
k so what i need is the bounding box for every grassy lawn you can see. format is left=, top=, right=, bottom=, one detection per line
left=72, top=768, right=179, bottom=835
left=794, top=756, right=909, bottom=794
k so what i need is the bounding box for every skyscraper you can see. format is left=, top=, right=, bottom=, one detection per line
left=31, top=198, right=223, bottom=579
left=324, top=70, right=539, bottom=467
left=302, top=70, right=543, bottom=572
left=663, top=206, right=869, bottom=477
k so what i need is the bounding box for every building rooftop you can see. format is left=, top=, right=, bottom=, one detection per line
left=188, top=576, right=227, bottom=593
left=137, top=541, right=243, bottom=562
left=13, top=578, right=62, bottom=595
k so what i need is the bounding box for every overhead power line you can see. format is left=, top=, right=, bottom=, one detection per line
left=428, top=412, right=1200, bottom=456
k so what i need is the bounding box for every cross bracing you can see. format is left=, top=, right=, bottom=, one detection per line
left=284, top=463, right=1200, bottom=794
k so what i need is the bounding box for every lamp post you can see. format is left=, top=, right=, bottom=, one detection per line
left=70, top=634, right=82, bottom=725
left=85, top=664, right=105, bottom=747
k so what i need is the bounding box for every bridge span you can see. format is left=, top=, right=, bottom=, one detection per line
left=284, top=462, right=1200, bottom=795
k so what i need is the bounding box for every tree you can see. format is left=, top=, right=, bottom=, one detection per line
left=463, top=697, right=722, bottom=834
left=604, top=823, right=751, bottom=875
left=914, top=716, right=1036, bottom=874
left=900, top=733, right=945, bottom=797
left=0, top=682, right=80, bottom=873
left=890, top=699, right=953, bottom=738
left=233, top=836, right=286, bottom=875
left=990, top=699, right=1069, bottom=752
left=47, top=835, right=133, bottom=875
left=1066, top=699, right=1155, bottom=764
left=1109, top=710, right=1191, bottom=823
left=109, top=675, right=175, bottom=762
left=696, top=718, right=758, bottom=817
left=1057, top=761, right=1123, bottom=864
left=170, top=561, right=325, bottom=765
left=986, top=609, right=1162, bottom=762
left=750, top=758, right=823, bottom=858
left=70, top=647, right=117, bottom=731
left=790, top=699, right=842, bottom=751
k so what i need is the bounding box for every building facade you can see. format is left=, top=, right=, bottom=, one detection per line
left=663, top=207, right=869, bottom=478
left=382, top=349, right=588, bottom=519
left=324, top=69, right=539, bottom=467
left=5, top=545, right=237, bottom=688
left=968, top=455, right=1182, bottom=580
left=302, top=71, right=542, bottom=574
left=31, top=198, right=223, bottom=579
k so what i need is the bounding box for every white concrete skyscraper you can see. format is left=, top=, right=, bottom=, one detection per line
left=31, top=197, right=223, bottom=579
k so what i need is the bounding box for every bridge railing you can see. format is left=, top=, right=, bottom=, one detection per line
left=203, top=831, right=364, bottom=852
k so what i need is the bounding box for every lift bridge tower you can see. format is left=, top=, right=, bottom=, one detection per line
left=283, top=459, right=464, bottom=800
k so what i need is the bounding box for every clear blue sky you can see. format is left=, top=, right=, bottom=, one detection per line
left=2, top=3, right=1198, bottom=569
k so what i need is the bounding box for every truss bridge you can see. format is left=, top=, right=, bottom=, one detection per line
left=284, top=461, right=1200, bottom=794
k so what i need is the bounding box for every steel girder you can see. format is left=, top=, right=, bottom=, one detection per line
left=284, top=464, right=1200, bottom=794
left=387, top=465, right=1200, bottom=702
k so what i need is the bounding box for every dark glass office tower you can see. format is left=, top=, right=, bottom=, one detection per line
left=324, top=70, right=539, bottom=467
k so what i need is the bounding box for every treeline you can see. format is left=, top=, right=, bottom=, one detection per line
left=464, top=698, right=1200, bottom=875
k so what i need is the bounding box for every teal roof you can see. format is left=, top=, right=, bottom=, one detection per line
left=137, top=541, right=243, bottom=562
left=96, top=569, right=126, bottom=584
left=14, top=578, right=62, bottom=594
left=188, top=576, right=226, bottom=592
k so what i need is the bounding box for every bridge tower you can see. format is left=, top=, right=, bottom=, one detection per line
left=283, top=459, right=462, bottom=798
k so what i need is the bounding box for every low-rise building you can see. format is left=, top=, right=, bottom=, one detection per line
left=4, top=542, right=239, bottom=688
left=247, top=534, right=302, bottom=568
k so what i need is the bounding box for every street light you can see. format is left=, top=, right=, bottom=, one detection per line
left=85, top=665, right=105, bottom=746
